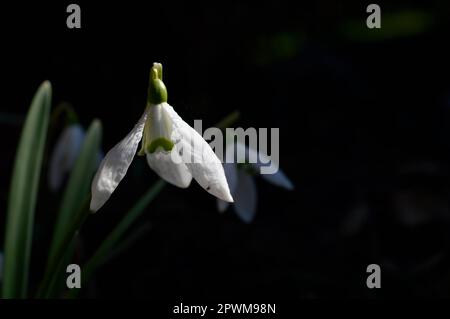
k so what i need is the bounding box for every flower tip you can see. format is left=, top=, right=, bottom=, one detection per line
left=223, top=192, right=234, bottom=203
left=41, top=80, right=51, bottom=90
left=206, top=183, right=234, bottom=203
left=38, top=80, right=52, bottom=98
left=286, top=182, right=295, bottom=191
left=285, top=179, right=295, bottom=191
left=89, top=198, right=101, bottom=213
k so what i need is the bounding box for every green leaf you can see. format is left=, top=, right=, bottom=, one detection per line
left=100, top=222, right=152, bottom=266
left=37, top=198, right=90, bottom=298
left=215, top=110, right=240, bottom=130
left=45, top=234, right=78, bottom=298
left=37, top=119, right=102, bottom=298
left=49, top=120, right=102, bottom=263
left=2, top=81, right=52, bottom=298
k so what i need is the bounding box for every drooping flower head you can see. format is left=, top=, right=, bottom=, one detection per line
left=218, top=141, right=294, bottom=223
left=48, top=105, right=103, bottom=192
left=90, top=63, right=233, bottom=212
left=48, top=124, right=85, bottom=191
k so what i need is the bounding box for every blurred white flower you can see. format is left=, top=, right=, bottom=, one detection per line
left=48, top=124, right=103, bottom=192
left=48, top=124, right=85, bottom=191
left=90, top=63, right=233, bottom=212
left=217, top=141, right=294, bottom=223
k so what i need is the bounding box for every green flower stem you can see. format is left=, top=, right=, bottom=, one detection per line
left=44, top=235, right=78, bottom=298
left=99, top=222, right=152, bottom=266
left=87, top=179, right=166, bottom=270
left=215, top=110, right=240, bottom=130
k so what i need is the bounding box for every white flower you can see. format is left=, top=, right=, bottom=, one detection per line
left=48, top=124, right=85, bottom=191
left=48, top=124, right=103, bottom=192
left=90, top=63, right=233, bottom=212
left=217, top=142, right=294, bottom=223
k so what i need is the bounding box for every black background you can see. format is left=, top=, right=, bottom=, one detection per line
left=2, top=0, right=450, bottom=299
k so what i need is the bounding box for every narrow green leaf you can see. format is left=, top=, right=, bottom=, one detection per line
left=215, top=110, right=240, bottom=130
left=45, top=235, right=78, bottom=298
left=49, top=120, right=102, bottom=263
left=2, top=81, right=52, bottom=298
left=37, top=120, right=102, bottom=298
left=37, top=197, right=90, bottom=298
left=100, top=222, right=152, bottom=266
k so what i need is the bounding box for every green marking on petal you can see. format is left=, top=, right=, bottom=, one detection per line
left=147, top=137, right=174, bottom=154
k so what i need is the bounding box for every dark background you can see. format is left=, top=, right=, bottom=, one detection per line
left=2, top=0, right=450, bottom=299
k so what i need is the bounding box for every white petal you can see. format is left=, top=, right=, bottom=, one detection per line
left=90, top=111, right=147, bottom=212
left=259, top=167, right=294, bottom=190
left=233, top=171, right=257, bottom=223
left=236, top=142, right=294, bottom=190
left=164, top=103, right=233, bottom=202
left=48, top=124, right=85, bottom=191
left=146, top=147, right=192, bottom=188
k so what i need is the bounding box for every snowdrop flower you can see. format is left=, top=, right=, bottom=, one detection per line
left=48, top=124, right=103, bottom=191
left=217, top=141, right=294, bottom=223
left=48, top=124, right=85, bottom=191
left=90, top=63, right=233, bottom=212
